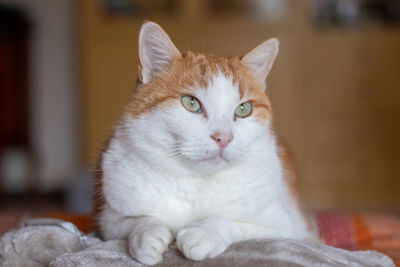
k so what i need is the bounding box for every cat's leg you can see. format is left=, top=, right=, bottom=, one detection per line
left=100, top=204, right=173, bottom=265
left=128, top=217, right=173, bottom=265
left=176, top=217, right=298, bottom=261
left=176, top=217, right=242, bottom=261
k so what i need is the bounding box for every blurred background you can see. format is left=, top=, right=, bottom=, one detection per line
left=0, top=0, right=399, bottom=216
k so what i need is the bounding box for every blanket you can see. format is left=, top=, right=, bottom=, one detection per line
left=0, top=218, right=395, bottom=267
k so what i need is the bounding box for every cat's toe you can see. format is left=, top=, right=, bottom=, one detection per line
left=128, top=224, right=172, bottom=265
left=184, top=237, right=214, bottom=261
left=176, top=227, right=227, bottom=261
left=131, top=250, right=162, bottom=266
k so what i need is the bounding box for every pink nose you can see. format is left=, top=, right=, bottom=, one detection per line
left=211, top=131, right=233, bottom=148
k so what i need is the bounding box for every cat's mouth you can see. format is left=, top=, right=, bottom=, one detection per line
left=199, top=150, right=229, bottom=164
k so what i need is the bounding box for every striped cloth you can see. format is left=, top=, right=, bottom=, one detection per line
left=317, top=212, right=400, bottom=266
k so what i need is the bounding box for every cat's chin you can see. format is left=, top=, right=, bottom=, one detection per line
left=181, top=154, right=236, bottom=174
left=191, top=160, right=229, bottom=174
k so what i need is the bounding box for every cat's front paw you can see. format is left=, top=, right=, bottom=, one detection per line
left=128, top=223, right=172, bottom=265
left=176, top=226, right=228, bottom=261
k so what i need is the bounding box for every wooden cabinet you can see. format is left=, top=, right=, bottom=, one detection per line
left=300, top=30, right=400, bottom=212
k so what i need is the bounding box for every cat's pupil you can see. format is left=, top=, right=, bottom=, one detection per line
left=190, top=99, right=194, bottom=106
left=240, top=104, right=244, bottom=110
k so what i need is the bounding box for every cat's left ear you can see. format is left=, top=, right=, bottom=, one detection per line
left=241, top=38, right=279, bottom=83
left=138, top=21, right=181, bottom=84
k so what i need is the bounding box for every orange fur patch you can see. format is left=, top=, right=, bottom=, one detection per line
left=276, top=135, right=313, bottom=231
left=93, top=134, right=113, bottom=224
left=125, top=51, right=272, bottom=123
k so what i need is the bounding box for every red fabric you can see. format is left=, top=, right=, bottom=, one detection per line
left=316, top=212, right=400, bottom=266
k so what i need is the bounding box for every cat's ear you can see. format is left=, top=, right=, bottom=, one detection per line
left=241, top=38, right=279, bottom=83
left=138, top=21, right=181, bottom=84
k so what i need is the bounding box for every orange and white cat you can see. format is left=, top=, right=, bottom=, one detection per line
left=98, top=21, right=310, bottom=265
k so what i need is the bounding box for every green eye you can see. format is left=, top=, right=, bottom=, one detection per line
left=181, top=96, right=202, bottom=113
left=234, top=102, right=252, bottom=118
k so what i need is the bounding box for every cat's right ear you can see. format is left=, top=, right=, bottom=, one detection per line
left=138, top=21, right=181, bottom=84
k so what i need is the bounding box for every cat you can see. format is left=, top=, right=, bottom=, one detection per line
left=97, top=21, right=312, bottom=265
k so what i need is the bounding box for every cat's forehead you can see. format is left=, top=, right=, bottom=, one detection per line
left=179, top=52, right=254, bottom=96
left=195, top=71, right=240, bottom=116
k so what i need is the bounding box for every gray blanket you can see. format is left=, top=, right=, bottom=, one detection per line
left=0, top=218, right=394, bottom=267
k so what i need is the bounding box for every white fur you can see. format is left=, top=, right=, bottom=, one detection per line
left=99, top=73, right=308, bottom=265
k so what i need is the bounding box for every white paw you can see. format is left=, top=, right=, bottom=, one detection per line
left=128, top=223, right=173, bottom=265
left=176, top=226, right=228, bottom=261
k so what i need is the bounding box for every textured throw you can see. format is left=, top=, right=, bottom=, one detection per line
left=0, top=218, right=394, bottom=267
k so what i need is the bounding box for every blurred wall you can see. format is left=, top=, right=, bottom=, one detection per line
left=79, top=0, right=400, bottom=213
left=0, top=0, right=79, bottom=190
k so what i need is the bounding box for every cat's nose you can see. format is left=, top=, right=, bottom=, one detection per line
left=211, top=131, right=233, bottom=148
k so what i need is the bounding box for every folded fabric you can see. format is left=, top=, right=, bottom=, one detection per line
left=0, top=218, right=395, bottom=267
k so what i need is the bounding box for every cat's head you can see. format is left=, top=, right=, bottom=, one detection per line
left=126, top=21, right=279, bottom=173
